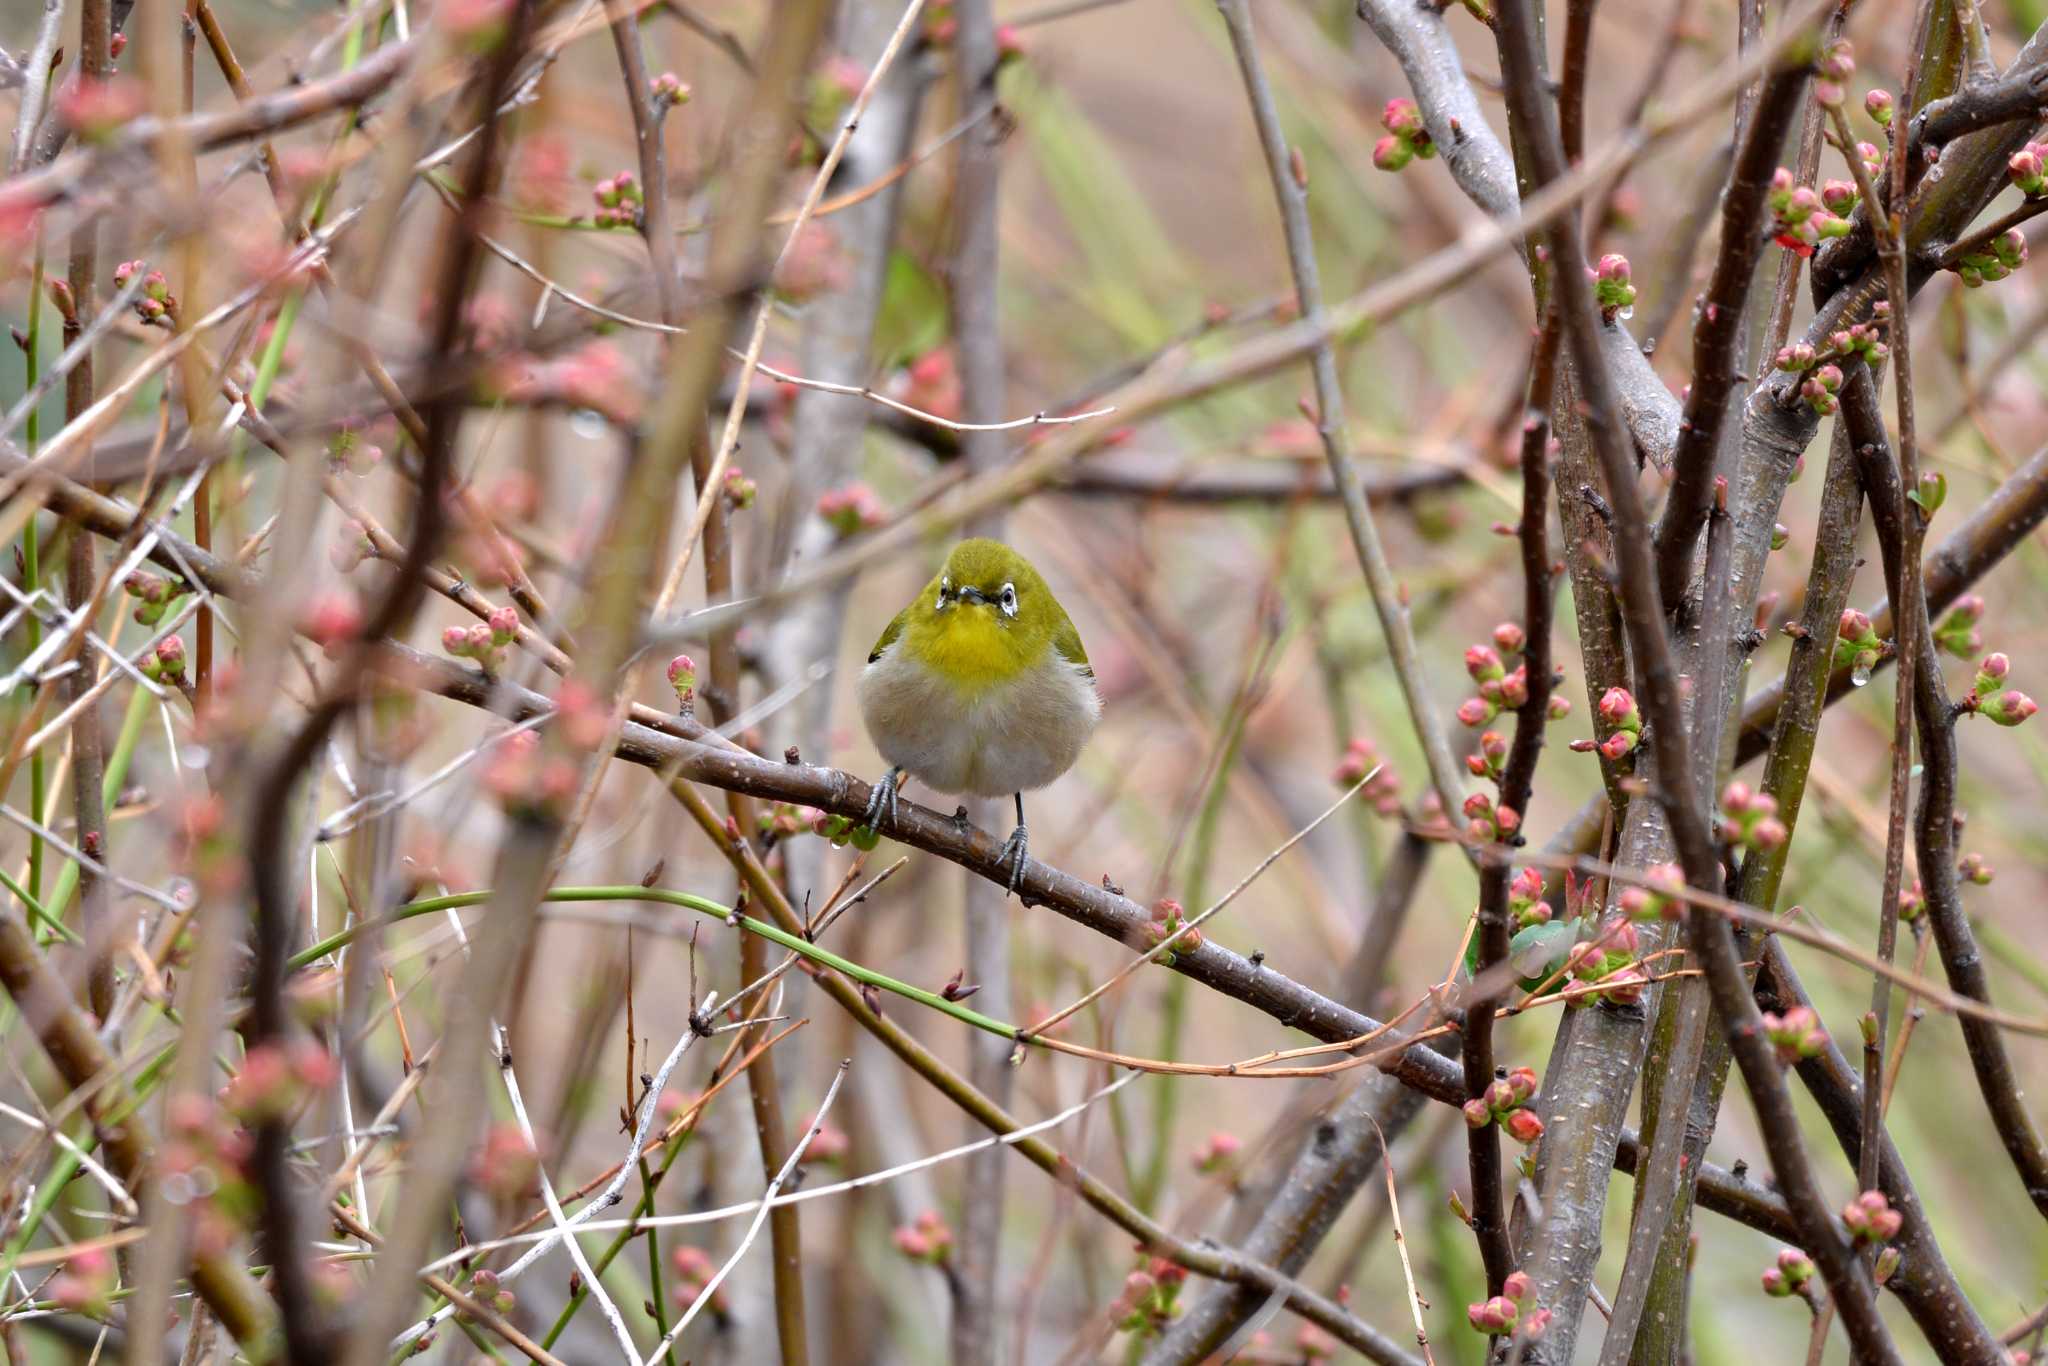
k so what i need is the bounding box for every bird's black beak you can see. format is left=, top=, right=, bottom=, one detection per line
left=955, top=586, right=990, bottom=606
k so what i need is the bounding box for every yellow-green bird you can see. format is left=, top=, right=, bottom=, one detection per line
left=858, top=539, right=1100, bottom=894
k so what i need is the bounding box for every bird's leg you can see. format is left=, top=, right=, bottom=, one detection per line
left=863, top=767, right=903, bottom=832
left=996, top=792, right=1029, bottom=897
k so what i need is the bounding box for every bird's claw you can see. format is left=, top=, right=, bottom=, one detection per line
left=996, top=822, right=1029, bottom=898
left=864, top=768, right=901, bottom=833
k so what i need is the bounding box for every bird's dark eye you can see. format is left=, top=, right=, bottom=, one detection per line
left=999, top=583, right=1018, bottom=616
left=937, top=576, right=953, bottom=609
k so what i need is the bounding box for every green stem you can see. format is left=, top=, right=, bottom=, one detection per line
left=42, top=681, right=154, bottom=929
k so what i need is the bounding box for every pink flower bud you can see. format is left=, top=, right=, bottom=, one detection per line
left=1493, top=621, right=1526, bottom=655
left=1598, top=687, right=1637, bottom=725
left=1463, top=1097, right=1493, bottom=1129
left=1503, top=1270, right=1532, bottom=1303
left=1503, top=1107, right=1545, bottom=1143
left=1457, top=697, right=1493, bottom=727
left=1465, top=643, right=1504, bottom=681
left=1980, top=651, right=2011, bottom=681
left=1599, top=730, right=1637, bottom=761
left=1865, top=87, right=1894, bottom=125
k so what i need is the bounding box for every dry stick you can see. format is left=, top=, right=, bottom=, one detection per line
left=1597, top=57, right=1813, bottom=1366
left=1372, top=1116, right=1438, bottom=1366
left=1220, top=0, right=1469, bottom=832
left=1845, top=375, right=2048, bottom=1220
left=1490, top=0, right=1898, bottom=1361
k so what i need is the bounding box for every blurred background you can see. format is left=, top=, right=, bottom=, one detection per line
left=4, top=0, right=2048, bottom=1360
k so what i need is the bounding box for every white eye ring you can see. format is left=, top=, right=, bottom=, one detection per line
left=999, top=582, right=1018, bottom=617
left=937, top=576, right=953, bottom=609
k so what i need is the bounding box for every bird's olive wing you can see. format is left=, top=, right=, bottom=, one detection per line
left=867, top=606, right=910, bottom=663
left=1051, top=605, right=1092, bottom=678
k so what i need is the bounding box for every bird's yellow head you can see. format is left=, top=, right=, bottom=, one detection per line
left=892, top=539, right=1087, bottom=694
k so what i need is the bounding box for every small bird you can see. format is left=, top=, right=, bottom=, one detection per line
left=857, top=538, right=1100, bottom=894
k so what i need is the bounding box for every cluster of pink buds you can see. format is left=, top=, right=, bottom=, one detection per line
left=722, top=466, right=758, bottom=510
left=1462, top=1066, right=1545, bottom=1143
left=1334, top=737, right=1404, bottom=816
left=1571, top=685, right=1642, bottom=762
left=301, top=586, right=365, bottom=650
left=1769, top=168, right=1853, bottom=256
left=1760, top=1005, right=1829, bottom=1064
left=46, top=1246, right=117, bottom=1317
left=1813, top=38, right=1855, bottom=107
left=1841, top=1189, right=1903, bottom=1244
left=1509, top=865, right=1553, bottom=928
left=326, top=424, right=384, bottom=475
left=124, top=569, right=186, bottom=626
left=221, top=1040, right=337, bottom=1125
left=1962, top=653, right=2038, bottom=727
left=480, top=730, right=579, bottom=819
left=1820, top=318, right=1890, bottom=366
left=1113, top=1256, right=1190, bottom=1338
left=649, top=71, right=690, bottom=113
left=759, top=802, right=809, bottom=839
left=1761, top=1246, right=1817, bottom=1298
left=2010, top=141, right=2047, bottom=196
left=1467, top=728, right=1510, bottom=782
left=892, top=1209, right=954, bottom=1263
left=143, top=634, right=188, bottom=686
left=442, top=0, right=515, bottom=52
left=1565, top=918, right=1647, bottom=1007
left=1456, top=625, right=1565, bottom=729
left=56, top=75, right=145, bottom=141
left=1800, top=362, right=1845, bottom=415
left=898, top=347, right=962, bottom=422
left=1468, top=1270, right=1551, bottom=1338
left=803, top=1118, right=850, bottom=1163
left=817, top=482, right=887, bottom=539
left=1959, top=851, right=1994, bottom=886
left=113, top=259, right=175, bottom=325
left=454, top=1269, right=517, bottom=1326
left=1934, top=595, right=1986, bottom=657
left=443, top=605, right=520, bottom=673
left=1834, top=608, right=1886, bottom=682
left=1591, top=254, right=1635, bottom=322
left=810, top=806, right=882, bottom=850
left=1143, top=898, right=1202, bottom=965
left=1717, top=782, right=1788, bottom=853
left=1866, top=88, right=1895, bottom=127
left=1899, top=879, right=1924, bottom=921
left=467, top=1122, right=540, bottom=1203
left=1618, top=862, right=1688, bottom=921
left=1956, top=228, right=2028, bottom=287
left=671, top=1246, right=731, bottom=1317
left=1372, top=98, right=1435, bottom=172
left=590, top=171, right=642, bottom=229
left=775, top=222, right=850, bottom=301
left=1192, top=1131, right=1242, bottom=1176
left=1462, top=791, right=1520, bottom=843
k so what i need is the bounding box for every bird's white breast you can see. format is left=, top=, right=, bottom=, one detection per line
left=857, top=643, right=1100, bottom=798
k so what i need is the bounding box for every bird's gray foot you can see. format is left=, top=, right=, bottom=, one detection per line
left=864, top=767, right=902, bottom=832
left=996, top=822, right=1029, bottom=897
